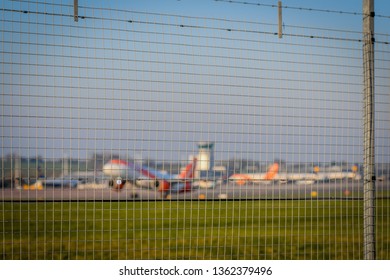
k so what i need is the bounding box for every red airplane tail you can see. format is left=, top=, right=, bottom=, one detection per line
left=178, top=157, right=197, bottom=180
left=158, top=157, right=197, bottom=194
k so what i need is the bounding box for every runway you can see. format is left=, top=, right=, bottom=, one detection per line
left=1, top=180, right=389, bottom=201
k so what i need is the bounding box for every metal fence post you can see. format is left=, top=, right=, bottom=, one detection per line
left=362, top=0, right=376, bottom=260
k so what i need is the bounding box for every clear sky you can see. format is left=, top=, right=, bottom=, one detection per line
left=115, top=0, right=390, bottom=32
left=1, top=0, right=389, bottom=164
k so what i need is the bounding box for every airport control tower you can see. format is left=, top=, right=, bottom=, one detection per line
left=196, top=141, right=214, bottom=178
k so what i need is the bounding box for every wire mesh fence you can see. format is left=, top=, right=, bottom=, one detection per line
left=1, top=0, right=389, bottom=260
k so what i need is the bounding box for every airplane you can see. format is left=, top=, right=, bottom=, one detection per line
left=42, top=177, right=81, bottom=188
left=285, top=164, right=362, bottom=184
left=102, top=159, right=161, bottom=188
left=229, top=162, right=280, bottom=185
left=229, top=162, right=361, bottom=185
left=18, top=177, right=81, bottom=189
left=102, top=159, right=138, bottom=186
left=103, top=157, right=198, bottom=197
left=21, top=179, right=44, bottom=190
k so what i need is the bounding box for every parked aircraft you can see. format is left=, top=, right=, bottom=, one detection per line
left=42, top=177, right=81, bottom=188
left=283, top=164, right=362, bottom=184
left=229, top=162, right=280, bottom=185
left=103, top=157, right=198, bottom=197
left=22, top=179, right=44, bottom=190
left=229, top=162, right=361, bottom=185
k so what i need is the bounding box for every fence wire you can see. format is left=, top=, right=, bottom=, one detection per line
left=1, top=0, right=389, bottom=260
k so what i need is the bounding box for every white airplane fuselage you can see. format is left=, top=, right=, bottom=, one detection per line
left=102, top=160, right=140, bottom=180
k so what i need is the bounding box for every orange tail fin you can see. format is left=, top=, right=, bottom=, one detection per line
left=264, top=163, right=279, bottom=180
left=178, top=157, right=197, bottom=179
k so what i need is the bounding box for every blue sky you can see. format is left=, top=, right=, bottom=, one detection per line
left=113, top=0, right=390, bottom=31
left=1, top=0, right=389, bottom=164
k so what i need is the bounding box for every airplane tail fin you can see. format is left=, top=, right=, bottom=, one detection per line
left=264, top=162, right=279, bottom=180
left=178, top=157, right=197, bottom=180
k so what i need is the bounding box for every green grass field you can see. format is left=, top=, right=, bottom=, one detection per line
left=1, top=199, right=389, bottom=260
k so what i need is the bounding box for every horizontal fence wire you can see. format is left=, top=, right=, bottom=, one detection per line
left=1, top=0, right=389, bottom=260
